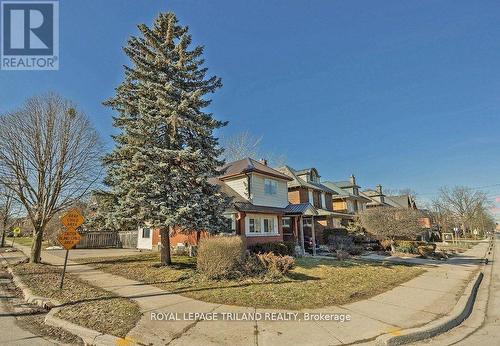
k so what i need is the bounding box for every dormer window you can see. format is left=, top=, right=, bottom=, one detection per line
left=264, top=178, right=278, bottom=195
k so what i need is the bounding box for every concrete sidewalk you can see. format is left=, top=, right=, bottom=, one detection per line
left=1, top=242, right=489, bottom=346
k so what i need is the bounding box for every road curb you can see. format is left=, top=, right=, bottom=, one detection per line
left=375, top=267, right=484, bottom=345
left=0, top=252, right=127, bottom=345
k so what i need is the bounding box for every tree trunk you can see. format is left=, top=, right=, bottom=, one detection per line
left=30, top=226, right=44, bottom=263
left=160, top=227, right=172, bottom=266
left=0, top=227, right=6, bottom=248
left=390, top=239, right=396, bottom=253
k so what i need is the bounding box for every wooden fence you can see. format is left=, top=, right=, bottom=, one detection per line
left=117, top=230, right=138, bottom=249
left=75, top=231, right=117, bottom=249
left=75, top=231, right=138, bottom=249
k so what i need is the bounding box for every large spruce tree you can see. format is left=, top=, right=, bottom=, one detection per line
left=103, top=12, right=230, bottom=265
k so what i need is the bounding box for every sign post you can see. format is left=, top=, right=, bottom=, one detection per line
left=58, top=209, right=84, bottom=290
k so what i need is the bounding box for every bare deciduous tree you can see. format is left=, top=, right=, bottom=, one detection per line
left=0, top=186, right=18, bottom=247
left=222, top=131, right=262, bottom=162
left=433, top=186, right=490, bottom=236
left=222, top=131, right=287, bottom=167
left=359, top=207, right=423, bottom=251
left=0, top=94, right=102, bottom=262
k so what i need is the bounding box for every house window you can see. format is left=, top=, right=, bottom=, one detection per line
left=264, top=179, right=278, bottom=195
left=247, top=215, right=277, bottom=235
left=249, top=217, right=261, bottom=233
left=263, top=218, right=275, bottom=233
left=282, top=217, right=291, bottom=228
left=142, top=227, right=151, bottom=239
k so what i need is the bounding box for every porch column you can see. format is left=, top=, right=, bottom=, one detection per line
left=299, top=215, right=305, bottom=256
left=294, top=216, right=299, bottom=246
left=311, top=216, right=316, bottom=256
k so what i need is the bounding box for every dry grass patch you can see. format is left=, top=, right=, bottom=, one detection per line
left=78, top=254, right=425, bottom=310
left=12, top=263, right=141, bottom=337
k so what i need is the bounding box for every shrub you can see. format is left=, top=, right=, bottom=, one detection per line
left=380, top=239, right=393, bottom=251
left=394, top=240, right=418, bottom=254
left=347, top=245, right=364, bottom=256
left=254, top=252, right=295, bottom=278
left=323, top=229, right=348, bottom=244
left=197, top=236, right=245, bottom=279
left=336, top=250, right=350, bottom=261
left=248, top=241, right=292, bottom=256
left=418, top=245, right=436, bottom=258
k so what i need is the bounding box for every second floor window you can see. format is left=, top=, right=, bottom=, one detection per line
left=264, top=179, right=278, bottom=195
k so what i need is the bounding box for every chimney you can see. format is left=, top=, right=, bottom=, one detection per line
left=376, top=184, right=383, bottom=195
left=350, top=174, right=356, bottom=185
left=259, top=158, right=268, bottom=166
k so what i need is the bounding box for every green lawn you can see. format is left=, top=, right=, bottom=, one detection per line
left=12, top=263, right=141, bottom=338
left=77, top=253, right=426, bottom=310
left=6, top=236, right=48, bottom=248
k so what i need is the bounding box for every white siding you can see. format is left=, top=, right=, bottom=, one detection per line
left=224, top=176, right=249, bottom=200
left=137, top=226, right=152, bottom=250
left=250, top=173, right=289, bottom=207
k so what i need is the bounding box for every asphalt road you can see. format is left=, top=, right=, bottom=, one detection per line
left=0, top=278, right=55, bottom=345
left=452, top=233, right=500, bottom=345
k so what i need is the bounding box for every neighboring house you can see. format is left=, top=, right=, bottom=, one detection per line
left=277, top=166, right=351, bottom=247
left=322, top=175, right=371, bottom=226
left=384, top=194, right=417, bottom=209
left=361, top=185, right=389, bottom=208
left=137, top=158, right=294, bottom=250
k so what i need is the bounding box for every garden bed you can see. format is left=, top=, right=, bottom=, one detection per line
left=76, top=253, right=426, bottom=310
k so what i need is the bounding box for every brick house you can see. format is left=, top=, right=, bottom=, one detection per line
left=322, top=175, right=371, bottom=226
left=137, top=158, right=296, bottom=250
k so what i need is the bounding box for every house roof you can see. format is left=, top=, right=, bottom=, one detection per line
left=277, top=166, right=335, bottom=194
left=219, top=158, right=292, bottom=181
left=385, top=195, right=417, bottom=209
left=322, top=181, right=350, bottom=197
left=284, top=203, right=318, bottom=216
left=322, top=181, right=371, bottom=202
left=233, top=202, right=289, bottom=214
left=331, top=180, right=360, bottom=188
left=362, top=189, right=385, bottom=197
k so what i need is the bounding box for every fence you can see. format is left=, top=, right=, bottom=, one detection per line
left=76, top=231, right=118, bottom=249
left=117, top=230, right=138, bottom=249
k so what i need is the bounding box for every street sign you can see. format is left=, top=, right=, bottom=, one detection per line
left=61, top=208, right=85, bottom=230
left=57, top=228, right=81, bottom=250
left=59, top=208, right=85, bottom=290
left=12, top=227, right=20, bottom=236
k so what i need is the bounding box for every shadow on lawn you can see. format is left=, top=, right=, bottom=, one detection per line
left=74, top=255, right=196, bottom=268
left=55, top=277, right=320, bottom=310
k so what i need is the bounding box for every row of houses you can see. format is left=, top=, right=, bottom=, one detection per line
left=138, top=157, right=429, bottom=254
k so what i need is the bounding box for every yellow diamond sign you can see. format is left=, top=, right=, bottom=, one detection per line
left=58, top=228, right=82, bottom=250
left=61, top=208, right=85, bottom=230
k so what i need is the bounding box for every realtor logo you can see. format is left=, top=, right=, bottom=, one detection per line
left=1, top=0, right=59, bottom=70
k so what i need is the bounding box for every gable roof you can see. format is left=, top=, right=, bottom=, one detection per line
left=322, top=181, right=350, bottom=197
left=385, top=195, right=417, bottom=209
left=219, top=158, right=292, bottom=181
left=277, top=166, right=335, bottom=194
left=331, top=180, right=360, bottom=188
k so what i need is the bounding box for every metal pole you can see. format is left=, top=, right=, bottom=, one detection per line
left=59, top=249, right=69, bottom=290
left=11, top=235, right=15, bottom=248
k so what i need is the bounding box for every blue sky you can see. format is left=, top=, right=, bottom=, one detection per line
left=2, top=0, right=500, bottom=214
